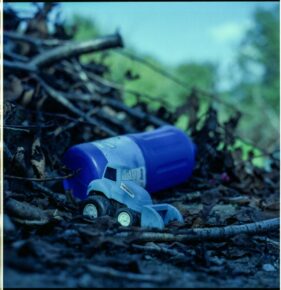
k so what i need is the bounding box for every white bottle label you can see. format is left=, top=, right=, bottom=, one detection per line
left=92, top=136, right=146, bottom=188
left=121, top=167, right=146, bottom=187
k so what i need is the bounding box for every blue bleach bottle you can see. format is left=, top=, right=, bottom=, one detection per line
left=62, top=125, right=196, bottom=200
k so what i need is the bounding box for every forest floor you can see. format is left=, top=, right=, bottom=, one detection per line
left=3, top=3, right=280, bottom=288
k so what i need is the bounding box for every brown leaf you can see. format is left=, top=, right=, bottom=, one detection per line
left=21, top=89, right=34, bottom=106
left=31, top=137, right=46, bottom=178
left=4, top=76, right=24, bottom=101
left=3, top=102, right=16, bottom=122
left=9, top=146, right=26, bottom=175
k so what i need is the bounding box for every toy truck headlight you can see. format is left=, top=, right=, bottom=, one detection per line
left=120, top=182, right=135, bottom=198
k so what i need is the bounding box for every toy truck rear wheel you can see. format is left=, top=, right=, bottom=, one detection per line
left=115, top=208, right=139, bottom=227
left=81, top=195, right=112, bottom=220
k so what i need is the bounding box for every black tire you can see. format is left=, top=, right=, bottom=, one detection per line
left=115, top=207, right=140, bottom=227
left=81, top=195, right=112, bottom=220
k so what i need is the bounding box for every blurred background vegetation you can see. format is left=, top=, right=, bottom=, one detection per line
left=67, top=6, right=279, bottom=165
left=8, top=3, right=280, bottom=167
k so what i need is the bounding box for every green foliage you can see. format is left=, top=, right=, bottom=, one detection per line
left=231, top=6, right=280, bottom=151
left=66, top=16, right=218, bottom=111
left=236, top=6, right=279, bottom=110
left=67, top=8, right=279, bottom=165
left=69, top=14, right=100, bottom=41
left=232, top=140, right=264, bottom=167
left=175, top=62, right=218, bottom=92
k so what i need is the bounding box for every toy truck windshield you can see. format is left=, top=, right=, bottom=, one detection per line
left=104, top=167, right=117, bottom=181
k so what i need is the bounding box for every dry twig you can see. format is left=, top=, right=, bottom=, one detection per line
left=115, top=218, right=280, bottom=243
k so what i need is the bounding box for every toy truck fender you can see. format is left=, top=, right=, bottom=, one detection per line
left=87, top=179, right=153, bottom=213
left=87, top=178, right=112, bottom=198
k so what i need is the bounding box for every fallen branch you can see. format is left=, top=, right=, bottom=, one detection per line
left=32, top=183, right=77, bottom=210
left=12, top=217, right=49, bottom=226
left=5, top=198, right=49, bottom=221
left=4, top=121, right=55, bottom=129
left=4, top=126, right=30, bottom=133
left=36, top=75, right=163, bottom=134
left=4, top=31, right=65, bottom=47
left=97, top=108, right=138, bottom=133
left=35, top=75, right=117, bottom=136
left=114, top=218, right=279, bottom=243
left=104, top=98, right=169, bottom=127
left=30, top=33, right=123, bottom=68
left=4, top=49, right=29, bottom=62
left=4, top=171, right=78, bottom=182
left=4, top=59, right=37, bottom=72
left=51, top=107, right=100, bottom=136
left=4, top=33, right=123, bottom=76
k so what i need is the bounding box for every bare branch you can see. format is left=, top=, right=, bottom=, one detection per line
left=4, top=31, right=65, bottom=47
left=35, top=75, right=118, bottom=136
left=30, top=33, right=123, bottom=68
left=114, top=218, right=280, bottom=243
left=12, top=217, right=49, bottom=226
left=4, top=170, right=79, bottom=182
left=4, top=59, right=36, bottom=72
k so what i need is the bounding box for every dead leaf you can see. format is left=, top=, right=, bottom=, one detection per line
left=4, top=75, right=24, bottom=101
left=31, top=137, right=46, bottom=178
left=21, top=89, right=34, bottom=106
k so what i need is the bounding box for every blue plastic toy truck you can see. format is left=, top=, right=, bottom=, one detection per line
left=81, top=163, right=184, bottom=229
left=63, top=125, right=197, bottom=229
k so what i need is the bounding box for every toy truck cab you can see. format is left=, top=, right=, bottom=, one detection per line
left=81, top=164, right=184, bottom=229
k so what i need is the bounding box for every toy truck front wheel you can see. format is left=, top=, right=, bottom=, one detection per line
left=81, top=195, right=112, bottom=220
left=115, top=208, right=139, bottom=227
